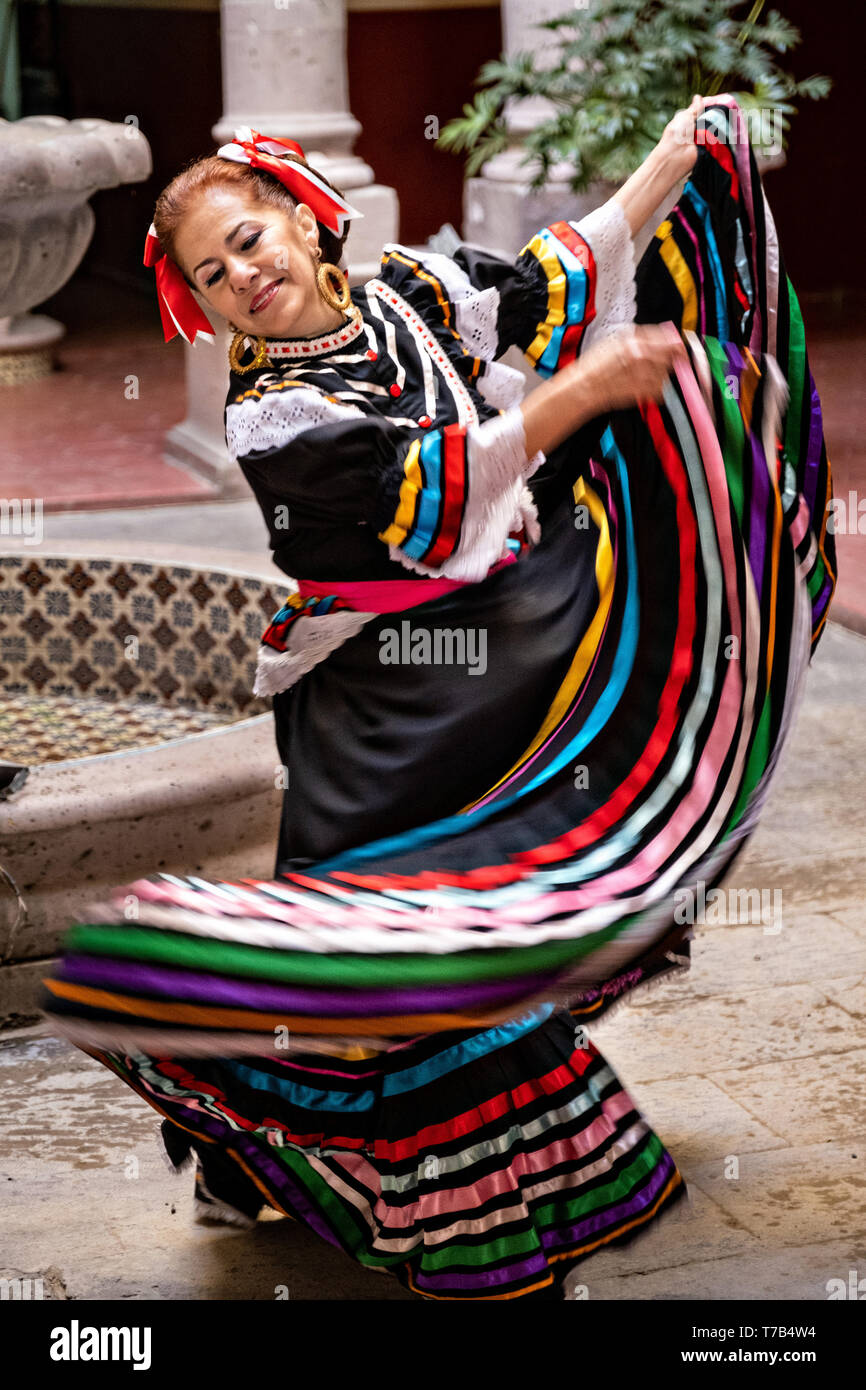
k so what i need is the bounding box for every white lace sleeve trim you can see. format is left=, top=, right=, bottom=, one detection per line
left=570, top=198, right=638, bottom=352
left=477, top=357, right=529, bottom=411
left=225, top=382, right=366, bottom=461
left=383, top=242, right=501, bottom=362
left=388, top=406, right=544, bottom=584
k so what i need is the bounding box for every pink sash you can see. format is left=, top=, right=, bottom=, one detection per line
left=294, top=549, right=519, bottom=613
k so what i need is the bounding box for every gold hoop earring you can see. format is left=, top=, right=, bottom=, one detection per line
left=315, top=258, right=352, bottom=312
left=228, top=330, right=271, bottom=375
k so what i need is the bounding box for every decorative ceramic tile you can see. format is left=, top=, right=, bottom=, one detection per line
left=0, top=693, right=229, bottom=763
left=0, top=555, right=278, bottom=764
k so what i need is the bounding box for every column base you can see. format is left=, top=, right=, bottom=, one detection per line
left=0, top=314, right=65, bottom=385
left=163, top=418, right=249, bottom=495
left=464, top=174, right=620, bottom=259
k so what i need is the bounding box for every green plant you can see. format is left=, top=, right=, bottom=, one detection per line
left=437, top=0, right=831, bottom=192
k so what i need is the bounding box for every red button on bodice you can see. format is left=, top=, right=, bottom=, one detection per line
left=389, top=383, right=401, bottom=397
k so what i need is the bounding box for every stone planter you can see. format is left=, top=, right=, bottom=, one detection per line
left=0, top=116, right=151, bottom=383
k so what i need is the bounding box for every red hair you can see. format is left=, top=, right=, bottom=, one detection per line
left=152, top=152, right=350, bottom=286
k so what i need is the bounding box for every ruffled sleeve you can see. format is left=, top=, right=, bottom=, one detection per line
left=378, top=196, right=638, bottom=380
left=226, top=373, right=543, bottom=584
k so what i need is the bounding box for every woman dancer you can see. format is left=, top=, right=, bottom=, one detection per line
left=44, top=95, right=835, bottom=1300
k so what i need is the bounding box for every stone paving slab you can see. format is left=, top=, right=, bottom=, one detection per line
left=618, top=1075, right=788, bottom=1166
left=628, top=916, right=865, bottom=1002
left=687, top=1138, right=866, bottom=1249
left=826, top=907, right=866, bottom=942
left=573, top=1238, right=866, bottom=1301
left=3, top=1180, right=416, bottom=1302
left=694, top=848, right=866, bottom=919
left=821, top=976, right=866, bottom=1015
left=711, top=1049, right=866, bottom=1147
left=592, top=983, right=863, bottom=1081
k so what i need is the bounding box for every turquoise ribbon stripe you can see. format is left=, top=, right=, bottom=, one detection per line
left=401, top=429, right=445, bottom=560
left=535, top=226, right=590, bottom=377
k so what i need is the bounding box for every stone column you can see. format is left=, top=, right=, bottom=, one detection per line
left=463, top=0, right=619, bottom=260
left=1, top=0, right=21, bottom=122
left=462, top=1, right=700, bottom=391
left=165, top=0, right=399, bottom=489
left=461, top=2, right=613, bottom=392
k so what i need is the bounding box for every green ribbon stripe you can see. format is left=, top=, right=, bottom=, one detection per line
left=65, top=921, right=628, bottom=989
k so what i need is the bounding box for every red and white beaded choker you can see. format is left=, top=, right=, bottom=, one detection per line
left=258, top=304, right=365, bottom=359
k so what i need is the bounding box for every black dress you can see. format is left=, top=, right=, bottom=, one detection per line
left=45, top=101, right=835, bottom=1300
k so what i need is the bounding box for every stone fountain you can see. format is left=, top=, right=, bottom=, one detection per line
left=0, top=115, right=151, bottom=383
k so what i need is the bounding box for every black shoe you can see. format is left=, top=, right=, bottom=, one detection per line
left=192, top=1147, right=264, bottom=1228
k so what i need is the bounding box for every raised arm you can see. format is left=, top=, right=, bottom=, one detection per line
left=395, top=96, right=705, bottom=381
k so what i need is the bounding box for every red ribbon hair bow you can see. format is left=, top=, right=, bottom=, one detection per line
left=143, top=128, right=363, bottom=346
left=216, top=128, right=364, bottom=239
left=143, top=224, right=217, bottom=346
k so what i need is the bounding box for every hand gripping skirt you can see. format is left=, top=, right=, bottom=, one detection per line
left=42, top=100, right=836, bottom=1300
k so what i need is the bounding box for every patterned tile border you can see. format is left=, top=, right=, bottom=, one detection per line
left=0, top=555, right=278, bottom=723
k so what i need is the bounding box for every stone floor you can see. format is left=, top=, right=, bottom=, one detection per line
left=1, top=619, right=864, bottom=1301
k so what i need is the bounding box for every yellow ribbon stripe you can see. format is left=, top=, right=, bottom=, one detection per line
left=378, top=438, right=424, bottom=547
left=656, top=222, right=698, bottom=332
left=521, top=234, right=569, bottom=370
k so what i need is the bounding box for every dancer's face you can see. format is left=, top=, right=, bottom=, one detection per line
left=175, top=187, right=344, bottom=339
